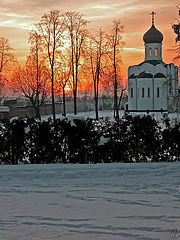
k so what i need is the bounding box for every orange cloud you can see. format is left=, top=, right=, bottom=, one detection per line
left=0, top=0, right=178, bottom=78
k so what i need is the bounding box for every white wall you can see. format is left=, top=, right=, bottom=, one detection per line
left=137, top=79, right=153, bottom=110
left=128, top=79, right=136, bottom=110
left=128, top=78, right=168, bottom=111
left=154, top=78, right=168, bottom=110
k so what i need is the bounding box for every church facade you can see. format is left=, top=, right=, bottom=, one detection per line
left=128, top=13, right=179, bottom=112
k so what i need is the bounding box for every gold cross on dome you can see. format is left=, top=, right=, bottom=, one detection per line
left=150, top=11, right=156, bottom=25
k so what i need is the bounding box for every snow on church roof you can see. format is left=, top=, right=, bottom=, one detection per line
left=138, top=60, right=166, bottom=66
left=138, top=72, right=153, bottom=78
left=154, top=73, right=166, bottom=78
left=129, top=72, right=166, bottom=79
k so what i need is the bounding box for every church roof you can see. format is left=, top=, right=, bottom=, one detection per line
left=138, top=72, right=153, bottom=78
left=129, top=72, right=166, bottom=79
left=138, top=60, right=167, bottom=67
left=143, top=24, right=163, bottom=43
left=129, top=72, right=153, bottom=79
left=129, top=74, right=136, bottom=79
left=154, top=73, right=166, bottom=78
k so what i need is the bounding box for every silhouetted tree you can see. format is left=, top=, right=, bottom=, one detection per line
left=109, top=19, right=124, bottom=119
left=88, top=29, right=109, bottom=119
left=36, top=10, right=64, bottom=121
left=0, top=37, right=16, bottom=93
left=12, top=59, right=49, bottom=120
left=63, top=11, right=88, bottom=115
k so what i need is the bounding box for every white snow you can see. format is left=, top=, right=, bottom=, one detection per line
left=41, top=110, right=116, bottom=121
left=0, top=162, right=180, bottom=240
left=41, top=110, right=180, bottom=124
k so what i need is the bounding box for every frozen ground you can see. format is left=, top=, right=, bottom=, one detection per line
left=0, top=162, right=180, bottom=240
left=41, top=110, right=180, bottom=124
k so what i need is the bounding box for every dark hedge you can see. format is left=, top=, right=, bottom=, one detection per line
left=0, top=114, right=179, bottom=164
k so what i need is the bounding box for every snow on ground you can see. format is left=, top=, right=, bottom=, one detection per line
left=0, top=162, right=180, bottom=240
left=41, top=110, right=180, bottom=124
left=41, top=110, right=116, bottom=121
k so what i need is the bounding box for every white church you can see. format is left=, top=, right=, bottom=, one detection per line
left=128, top=12, right=179, bottom=112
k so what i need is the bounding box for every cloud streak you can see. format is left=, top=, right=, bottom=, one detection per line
left=0, top=0, right=178, bottom=74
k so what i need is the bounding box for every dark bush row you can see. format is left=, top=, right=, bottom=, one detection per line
left=0, top=114, right=179, bottom=164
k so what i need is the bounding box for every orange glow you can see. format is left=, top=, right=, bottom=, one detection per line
left=0, top=0, right=179, bottom=89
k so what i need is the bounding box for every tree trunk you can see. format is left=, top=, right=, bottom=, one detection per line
left=73, top=89, right=77, bottom=115
left=95, top=96, right=98, bottom=120
left=35, top=105, right=41, bottom=120
left=95, top=64, right=101, bottom=120
left=36, top=45, right=41, bottom=121
left=114, top=79, right=119, bottom=119
left=74, top=51, right=79, bottom=116
left=51, top=66, right=56, bottom=121
left=93, top=75, right=98, bottom=120
left=114, top=43, right=119, bottom=120
left=30, top=98, right=41, bottom=121
left=118, top=89, right=125, bottom=110
left=62, top=86, right=66, bottom=116
left=71, top=31, right=76, bottom=115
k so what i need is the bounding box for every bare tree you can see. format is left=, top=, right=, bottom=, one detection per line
left=28, top=30, right=48, bottom=119
left=55, top=56, right=71, bottom=117
left=12, top=59, right=49, bottom=119
left=102, top=67, right=126, bottom=111
left=36, top=10, right=64, bottom=121
left=0, top=37, right=15, bottom=92
left=63, top=11, right=88, bottom=115
left=88, top=29, right=109, bottom=119
left=109, top=19, right=124, bottom=119
left=173, top=42, right=180, bottom=65
left=172, top=7, right=180, bottom=42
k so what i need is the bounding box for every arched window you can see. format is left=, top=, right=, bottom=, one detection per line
left=142, top=88, right=144, bottom=98
left=157, top=87, right=160, bottom=97
left=131, top=88, right=133, bottom=98
left=155, top=48, right=158, bottom=56
left=149, top=48, right=152, bottom=57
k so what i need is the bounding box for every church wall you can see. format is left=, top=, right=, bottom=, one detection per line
left=166, top=64, right=179, bottom=98
left=175, top=66, right=179, bottom=94
left=128, top=79, right=137, bottom=110
left=154, top=78, right=168, bottom=110
left=128, top=77, right=169, bottom=111
left=136, top=78, right=153, bottom=110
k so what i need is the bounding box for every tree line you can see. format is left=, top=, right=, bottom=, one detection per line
left=0, top=114, right=179, bottom=164
left=0, top=10, right=125, bottom=120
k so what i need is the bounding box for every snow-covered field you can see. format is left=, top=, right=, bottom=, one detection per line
left=0, top=162, right=180, bottom=240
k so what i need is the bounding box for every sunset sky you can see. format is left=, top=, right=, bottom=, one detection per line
left=0, top=0, right=179, bottom=80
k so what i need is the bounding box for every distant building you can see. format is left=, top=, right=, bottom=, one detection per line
left=128, top=12, right=179, bottom=112
left=0, top=106, right=9, bottom=120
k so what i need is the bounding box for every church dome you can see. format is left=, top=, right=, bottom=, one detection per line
left=143, top=24, right=163, bottom=43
